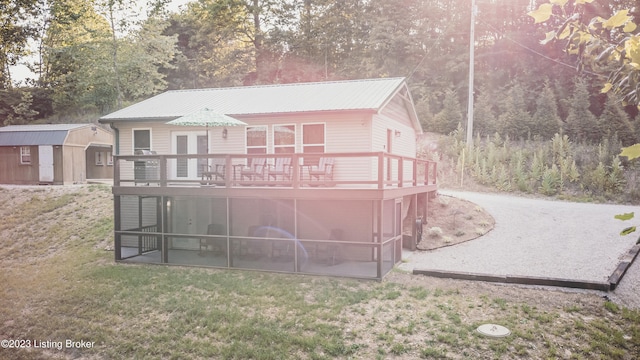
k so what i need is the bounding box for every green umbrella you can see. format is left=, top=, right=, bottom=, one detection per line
left=166, top=108, right=247, bottom=153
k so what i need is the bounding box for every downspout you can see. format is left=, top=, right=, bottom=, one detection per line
left=109, top=122, right=120, bottom=154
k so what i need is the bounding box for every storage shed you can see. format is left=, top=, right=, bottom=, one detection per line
left=0, top=124, right=114, bottom=185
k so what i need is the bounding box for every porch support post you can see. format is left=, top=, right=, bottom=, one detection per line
left=114, top=157, right=120, bottom=187
left=293, top=198, right=299, bottom=272
left=138, top=196, right=143, bottom=255
left=228, top=197, right=234, bottom=267
left=159, top=155, right=167, bottom=187
left=162, top=196, right=168, bottom=263
left=412, top=193, right=418, bottom=251
left=226, top=197, right=232, bottom=267
left=377, top=153, right=384, bottom=190
left=114, top=195, right=121, bottom=261
left=398, top=157, right=403, bottom=188
left=413, top=159, right=417, bottom=187
left=292, top=153, right=300, bottom=189
left=225, top=155, right=232, bottom=188
left=376, top=199, right=383, bottom=279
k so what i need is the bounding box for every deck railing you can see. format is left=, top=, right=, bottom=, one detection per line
left=113, top=152, right=437, bottom=189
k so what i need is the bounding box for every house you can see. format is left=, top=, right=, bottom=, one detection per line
left=0, top=124, right=114, bottom=185
left=99, top=77, right=437, bottom=279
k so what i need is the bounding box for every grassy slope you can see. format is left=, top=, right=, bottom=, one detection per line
left=0, top=185, right=639, bottom=359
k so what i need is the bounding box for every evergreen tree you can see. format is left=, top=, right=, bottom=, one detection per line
left=564, top=79, right=598, bottom=143
left=497, top=83, right=530, bottom=139
left=532, top=81, right=561, bottom=139
left=473, top=86, right=497, bottom=137
left=432, top=89, right=462, bottom=134
left=599, top=93, right=636, bottom=146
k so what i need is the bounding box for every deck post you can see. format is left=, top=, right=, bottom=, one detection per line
left=114, top=158, right=120, bottom=187
left=412, top=159, right=417, bottom=187
left=114, top=195, right=121, bottom=260
left=225, top=155, right=232, bottom=188
left=159, top=155, right=167, bottom=187
left=398, top=157, right=403, bottom=188
left=162, top=196, right=168, bottom=263
left=377, top=153, right=384, bottom=190
left=292, top=153, right=300, bottom=189
left=376, top=199, right=383, bottom=279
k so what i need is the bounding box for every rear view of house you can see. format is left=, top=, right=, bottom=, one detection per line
left=100, top=77, right=437, bottom=279
left=0, top=124, right=113, bottom=185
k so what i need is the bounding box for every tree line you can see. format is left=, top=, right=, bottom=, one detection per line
left=1, top=0, right=639, bottom=147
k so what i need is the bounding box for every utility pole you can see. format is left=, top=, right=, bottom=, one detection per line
left=466, top=0, right=477, bottom=148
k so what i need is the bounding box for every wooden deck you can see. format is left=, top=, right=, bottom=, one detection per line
left=112, top=152, right=437, bottom=199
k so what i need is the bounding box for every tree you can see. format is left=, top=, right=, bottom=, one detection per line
left=472, top=87, right=497, bottom=137
left=564, top=79, right=598, bottom=143
left=532, top=81, right=562, bottom=139
left=432, top=89, right=463, bottom=135
left=0, top=0, right=39, bottom=88
left=496, top=83, right=531, bottom=139
left=599, top=93, right=636, bottom=145
left=529, top=0, right=640, bottom=108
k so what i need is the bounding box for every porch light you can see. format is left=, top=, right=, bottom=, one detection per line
left=395, top=130, right=401, bottom=137
left=222, top=128, right=228, bottom=139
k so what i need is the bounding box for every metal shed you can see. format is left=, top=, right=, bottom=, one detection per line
left=0, top=124, right=114, bottom=185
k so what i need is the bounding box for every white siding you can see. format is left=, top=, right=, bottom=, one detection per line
left=113, top=94, right=419, bottom=185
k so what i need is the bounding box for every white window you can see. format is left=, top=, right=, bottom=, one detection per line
left=95, top=152, right=104, bottom=165
left=246, top=126, right=267, bottom=154
left=302, top=123, right=325, bottom=154
left=273, top=125, right=295, bottom=154
left=133, top=129, right=151, bottom=154
left=20, top=146, right=31, bottom=164
left=302, top=123, right=325, bottom=165
left=107, top=152, right=113, bottom=166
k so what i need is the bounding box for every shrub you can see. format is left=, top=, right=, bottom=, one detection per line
left=427, top=227, right=443, bottom=238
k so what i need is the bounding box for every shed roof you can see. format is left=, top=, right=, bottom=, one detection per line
left=100, top=77, right=409, bottom=121
left=0, top=124, right=90, bottom=146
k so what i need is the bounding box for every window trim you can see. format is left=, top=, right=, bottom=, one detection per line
left=302, top=122, right=326, bottom=153
left=246, top=125, right=268, bottom=154
left=95, top=151, right=104, bottom=166
left=20, top=146, right=31, bottom=164
left=273, top=124, right=296, bottom=154
left=132, top=128, right=152, bottom=154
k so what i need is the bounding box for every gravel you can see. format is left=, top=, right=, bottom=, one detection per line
left=399, top=190, right=640, bottom=309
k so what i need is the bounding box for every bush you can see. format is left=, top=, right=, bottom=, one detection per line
left=427, top=227, right=444, bottom=238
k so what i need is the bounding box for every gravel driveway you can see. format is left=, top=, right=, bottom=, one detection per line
left=399, top=191, right=640, bottom=309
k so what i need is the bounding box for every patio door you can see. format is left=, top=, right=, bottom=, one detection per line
left=171, top=132, right=207, bottom=180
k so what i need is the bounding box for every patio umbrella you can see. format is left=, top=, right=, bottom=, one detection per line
left=166, top=108, right=247, bottom=153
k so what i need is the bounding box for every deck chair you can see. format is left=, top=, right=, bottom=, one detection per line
left=308, top=157, right=335, bottom=182
left=199, top=224, right=226, bottom=255
left=267, top=156, right=292, bottom=181
left=237, top=225, right=266, bottom=258
left=313, top=229, right=342, bottom=265
left=201, top=158, right=226, bottom=184
left=239, top=157, right=266, bottom=181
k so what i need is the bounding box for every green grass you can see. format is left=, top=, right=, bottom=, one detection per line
left=1, top=185, right=640, bottom=359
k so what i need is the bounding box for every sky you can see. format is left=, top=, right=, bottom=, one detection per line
left=9, top=0, right=194, bottom=85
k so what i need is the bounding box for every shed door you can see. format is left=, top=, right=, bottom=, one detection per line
left=38, top=145, right=54, bottom=182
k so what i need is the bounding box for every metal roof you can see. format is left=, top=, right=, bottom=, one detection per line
left=0, top=124, right=90, bottom=146
left=100, top=77, right=408, bottom=121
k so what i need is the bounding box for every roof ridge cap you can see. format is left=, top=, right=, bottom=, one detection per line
left=164, top=77, right=406, bottom=94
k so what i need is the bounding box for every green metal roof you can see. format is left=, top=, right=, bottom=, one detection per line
left=100, top=78, right=408, bottom=121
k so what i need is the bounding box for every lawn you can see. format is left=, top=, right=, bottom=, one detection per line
left=0, top=185, right=639, bottom=359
